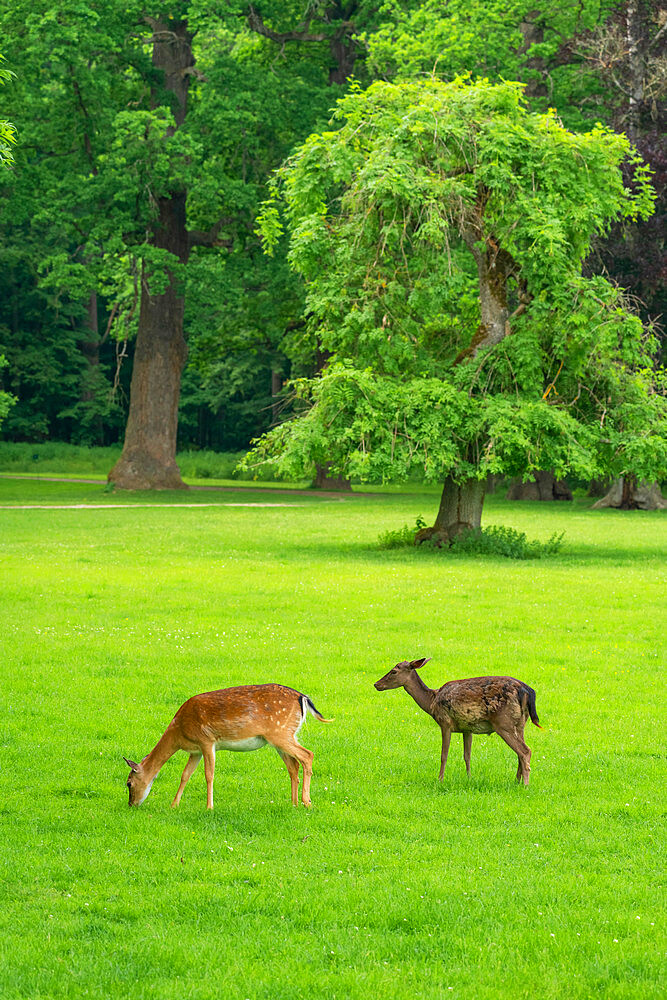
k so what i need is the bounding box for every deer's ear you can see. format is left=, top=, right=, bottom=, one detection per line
left=410, top=657, right=431, bottom=669
left=123, top=757, right=139, bottom=772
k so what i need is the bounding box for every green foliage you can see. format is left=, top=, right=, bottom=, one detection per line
left=362, top=0, right=619, bottom=128
left=251, top=78, right=664, bottom=492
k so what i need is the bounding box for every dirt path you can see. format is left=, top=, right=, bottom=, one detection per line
left=0, top=473, right=363, bottom=501
left=0, top=502, right=310, bottom=510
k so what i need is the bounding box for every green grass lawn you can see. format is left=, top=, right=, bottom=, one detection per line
left=0, top=478, right=664, bottom=999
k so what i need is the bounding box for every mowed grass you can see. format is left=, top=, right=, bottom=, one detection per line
left=0, top=478, right=664, bottom=1000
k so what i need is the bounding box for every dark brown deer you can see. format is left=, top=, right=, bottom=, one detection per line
left=374, top=658, right=541, bottom=785
left=123, top=684, right=331, bottom=809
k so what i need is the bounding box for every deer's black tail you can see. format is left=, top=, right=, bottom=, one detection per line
left=301, top=694, right=333, bottom=724
left=524, top=685, right=542, bottom=728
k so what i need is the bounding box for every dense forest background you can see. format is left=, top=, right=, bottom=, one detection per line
left=0, top=1, right=664, bottom=456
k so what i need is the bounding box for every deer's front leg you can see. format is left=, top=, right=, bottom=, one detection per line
left=171, top=752, right=202, bottom=808
left=439, top=727, right=451, bottom=781
left=202, top=745, right=216, bottom=809
left=277, top=750, right=300, bottom=806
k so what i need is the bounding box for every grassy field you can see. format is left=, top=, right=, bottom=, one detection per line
left=0, top=476, right=664, bottom=999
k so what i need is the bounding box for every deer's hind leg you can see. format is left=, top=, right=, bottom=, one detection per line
left=293, top=744, right=314, bottom=807
left=277, top=749, right=300, bottom=806
left=463, top=732, right=472, bottom=776
left=274, top=738, right=314, bottom=807
left=514, top=721, right=528, bottom=782
left=493, top=722, right=531, bottom=786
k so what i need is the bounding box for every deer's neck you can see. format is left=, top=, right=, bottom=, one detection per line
left=141, top=728, right=179, bottom=781
left=403, top=672, right=436, bottom=717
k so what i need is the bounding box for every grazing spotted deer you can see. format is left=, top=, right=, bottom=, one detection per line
left=123, top=684, right=331, bottom=809
left=374, top=658, right=541, bottom=785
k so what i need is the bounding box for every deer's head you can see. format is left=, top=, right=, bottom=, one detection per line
left=374, top=657, right=431, bottom=690
left=123, top=756, right=154, bottom=807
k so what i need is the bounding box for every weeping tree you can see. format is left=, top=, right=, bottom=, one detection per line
left=249, top=78, right=665, bottom=540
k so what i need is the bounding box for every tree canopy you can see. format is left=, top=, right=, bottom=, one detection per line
left=0, top=1, right=340, bottom=465
left=250, top=77, right=664, bottom=531
left=0, top=3, right=664, bottom=496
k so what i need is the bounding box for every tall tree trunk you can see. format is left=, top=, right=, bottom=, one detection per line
left=108, top=19, right=193, bottom=490
left=80, top=290, right=99, bottom=386
left=108, top=200, right=189, bottom=489
left=328, top=11, right=359, bottom=85
left=79, top=290, right=104, bottom=445
left=416, top=476, right=485, bottom=546
left=625, top=0, right=645, bottom=142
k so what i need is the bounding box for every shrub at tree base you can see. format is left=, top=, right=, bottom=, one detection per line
left=379, top=518, right=565, bottom=559
left=378, top=515, right=428, bottom=549
left=450, top=525, right=565, bottom=558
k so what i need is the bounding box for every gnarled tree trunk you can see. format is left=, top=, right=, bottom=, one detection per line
left=416, top=476, right=485, bottom=546
left=593, top=476, right=667, bottom=510
left=108, top=19, right=193, bottom=490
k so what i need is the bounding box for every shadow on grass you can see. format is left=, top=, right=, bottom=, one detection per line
left=218, top=535, right=667, bottom=568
